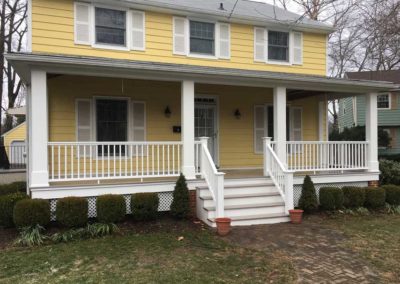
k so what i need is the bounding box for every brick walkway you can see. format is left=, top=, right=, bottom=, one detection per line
left=226, top=221, right=381, bottom=283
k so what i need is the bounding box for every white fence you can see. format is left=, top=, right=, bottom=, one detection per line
left=48, top=141, right=183, bottom=182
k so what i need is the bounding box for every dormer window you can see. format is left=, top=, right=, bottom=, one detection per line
left=190, top=21, right=215, bottom=55
left=268, top=31, right=289, bottom=62
left=95, top=7, right=126, bottom=46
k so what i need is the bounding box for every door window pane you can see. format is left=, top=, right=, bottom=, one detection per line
left=96, top=99, right=128, bottom=155
left=268, top=31, right=289, bottom=62
left=95, top=7, right=126, bottom=46
left=190, top=21, right=215, bottom=55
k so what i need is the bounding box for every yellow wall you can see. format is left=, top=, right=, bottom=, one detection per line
left=2, top=122, right=26, bottom=148
left=32, top=0, right=327, bottom=76
left=48, top=76, right=321, bottom=169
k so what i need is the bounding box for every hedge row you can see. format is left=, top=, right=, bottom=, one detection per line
left=0, top=181, right=26, bottom=196
left=319, top=185, right=400, bottom=211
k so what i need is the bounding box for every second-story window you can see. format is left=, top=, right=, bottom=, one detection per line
left=377, top=94, right=390, bottom=109
left=190, top=21, right=215, bottom=55
left=268, top=31, right=289, bottom=62
left=95, top=7, right=126, bottom=46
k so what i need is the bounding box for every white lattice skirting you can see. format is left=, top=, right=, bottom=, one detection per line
left=293, top=181, right=369, bottom=207
left=49, top=192, right=173, bottom=221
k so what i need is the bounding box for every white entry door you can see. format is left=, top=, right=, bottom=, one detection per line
left=195, top=99, right=218, bottom=165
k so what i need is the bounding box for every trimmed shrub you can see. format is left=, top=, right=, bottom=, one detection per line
left=13, top=199, right=50, bottom=228
left=131, top=193, right=159, bottom=221
left=365, top=187, right=386, bottom=208
left=298, top=175, right=318, bottom=213
left=96, top=194, right=126, bottom=223
left=0, top=192, right=28, bottom=227
left=379, top=159, right=400, bottom=185
left=170, top=174, right=190, bottom=219
left=342, top=186, right=366, bottom=208
left=382, top=185, right=400, bottom=205
left=56, top=197, right=88, bottom=228
left=0, top=181, right=27, bottom=196
left=319, top=187, right=344, bottom=211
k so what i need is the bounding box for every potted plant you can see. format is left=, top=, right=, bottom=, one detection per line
left=289, top=209, right=304, bottom=224
left=215, top=217, right=231, bottom=236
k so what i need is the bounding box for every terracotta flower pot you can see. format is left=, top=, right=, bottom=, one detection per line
left=215, top=217, right=231, bottom=236
left=289, top=209, right=304, bottom=224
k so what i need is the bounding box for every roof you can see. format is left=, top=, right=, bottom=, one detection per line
left=6, top=52, right=398, bottom=94
left=1, top=122, right=26, bottom=138
left=121, top=0, right=334, bottom=33
left=6, top=106, right=26, bottom=116
left=346, top=70, right=400, bottom=85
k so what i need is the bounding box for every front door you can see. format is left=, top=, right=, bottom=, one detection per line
left=195, top=98, right=218, bottom=165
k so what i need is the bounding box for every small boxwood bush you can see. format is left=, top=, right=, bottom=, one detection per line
left=170, top=174, right=190, bottom=219
left=298, top=175, right=318, bottom=213
left=365, top=187, right=386, bottom=208
left=96, top=194, right=126, bottom=223
left=319, top=187, right=344, bottom=211
left=342, top=186, right=366, bottom=208
left=0, top=192, right=28, bottom=227
left=379, top=159, right=400, bottom=185
left=382, top=185, right=400, bottom=205
left=56, top=197, right=88, bottom=227
left=13, top=199, right=50, bottom=228
left=131, top=193, right=159, bottom=221
left=0, top=181, right=26, bottom=196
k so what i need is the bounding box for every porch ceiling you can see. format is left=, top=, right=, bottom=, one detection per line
left=6, top=52, right=398, bottom=94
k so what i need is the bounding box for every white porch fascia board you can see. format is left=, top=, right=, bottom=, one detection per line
left=6, top=53, right=397, bottom=94
left=293, top=171, right=380, bottom=185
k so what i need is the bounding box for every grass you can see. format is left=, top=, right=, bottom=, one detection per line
left=319, top=213, right=400, bottom=282
left=0, top=219, right=294, bottom=284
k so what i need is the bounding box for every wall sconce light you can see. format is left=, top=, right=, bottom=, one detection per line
left=164, top=106, right=172, bottom=118
left=234, top=109, right=241, bottom=119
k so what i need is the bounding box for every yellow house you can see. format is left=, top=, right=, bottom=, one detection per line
left=6, top=0, right=396, bottom=226
left=1, top=122, right=26, bottom=168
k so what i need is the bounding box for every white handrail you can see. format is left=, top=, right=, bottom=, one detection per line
left=198, top=137, right=225, bottom=218
left=48, top=141, right=183, bottom=182
left=263, top=137, right=294, bottom=214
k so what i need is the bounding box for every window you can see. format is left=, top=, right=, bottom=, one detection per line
left=268, top=31, right=289, bottom=62
left=377, top=94, right=390, bottom=109
left=95, top=7, right=126, bottom=46
left=190, top=21, right=215, bottom=55
left=96, top=99, right=128, bottom=155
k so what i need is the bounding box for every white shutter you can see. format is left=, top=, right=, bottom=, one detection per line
left=292, top=32, right=303, bottom=65
left=254, top=27, right=267, bottom=62
left=132, top=101, right=146, bottom=141
left=74, top=2, right=92, bottom=45
left=131, top=11, right=145, bottom=51
left=290, top=107, right=302, bottom=141
left=76, top=99, right=92, bottom=156
left=218, top=23, right=230, bottom=59
left=254, top=105, right=266, bottom=153
left=173, top=17, right=187, bottom=55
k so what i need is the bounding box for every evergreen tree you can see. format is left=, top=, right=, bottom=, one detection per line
left=170, top=174, right=190, bottom=219
left=298, top=175, right=318, bottom=213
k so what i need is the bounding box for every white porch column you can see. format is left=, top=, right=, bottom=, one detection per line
left=29, top=70, right=49, bottom=187
left=365, top=92, right=379, bottom=172
left=273, top=86, right=287, bottom=164
left=181, top=80, right=196, bottom=179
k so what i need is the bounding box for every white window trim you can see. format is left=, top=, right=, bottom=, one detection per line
left=377, top=93, right=391, bottom=110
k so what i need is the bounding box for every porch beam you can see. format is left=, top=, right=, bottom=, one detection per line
left=273, top=86, right=287, bottom=164
left=181, top=80, right=196, bottom=179
left=29, top=69, right=49, bottom=187
left=365, top=92, right=379, bottom=172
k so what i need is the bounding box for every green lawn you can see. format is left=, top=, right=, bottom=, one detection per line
left=0, top=219, right=294, bottom=284
left=319, top=214, right=400, bottom=282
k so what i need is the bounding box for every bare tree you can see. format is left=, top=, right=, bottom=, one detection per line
left=0, top=0, right=27, bottom=135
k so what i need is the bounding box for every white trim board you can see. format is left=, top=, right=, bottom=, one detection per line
left=293, top=172, right=379, bottom=185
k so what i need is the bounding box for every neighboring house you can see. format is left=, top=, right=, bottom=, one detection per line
left=340, top=70, right=400, bottom=156
left=5, top=0, right=397, bottom=226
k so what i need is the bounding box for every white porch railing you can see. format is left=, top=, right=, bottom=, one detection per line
left=285, top=141, right=369, bottom=172
left=48, top=141, right=183, bottom=182
left=198, top=137, right=225, bottom=218
left=263, top=138, right=294, bottom=214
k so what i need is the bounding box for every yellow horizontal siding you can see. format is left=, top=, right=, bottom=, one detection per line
left=49, top=76, right=320, bottom=169
left=32, top=0, right=327, bottom=76
left=3, top=123, right=26, bottom=148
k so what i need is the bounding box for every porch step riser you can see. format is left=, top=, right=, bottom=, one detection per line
left=199, top=186, right=278, bottom=197
left=206, top=206, right=286, bottom=219
left=202, top=195, right=283, bottom=207
left=231, top=216, right=290, bottom=226
left=223, top=178, right=272, bottom=186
